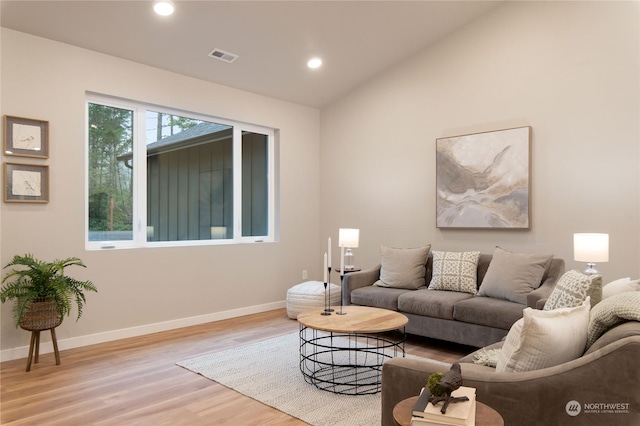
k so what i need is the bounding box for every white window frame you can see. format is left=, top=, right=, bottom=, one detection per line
left=85, top=94, right=276, bottom=250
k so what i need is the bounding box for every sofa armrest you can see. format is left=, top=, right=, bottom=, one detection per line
left=526, top=257, right=565, bottom=309
left=341, top=265, right=381, bottom=306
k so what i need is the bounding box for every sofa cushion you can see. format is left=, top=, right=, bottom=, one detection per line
left=397, top=289, right=473, bottom=320
left=544, top=270, right=602, bottom=310
left=453, top=296, right=525, bottom=330
left=477, top=247, right=553, bottom=305
left=496, top=298, right=590, bottom=373
left=428, top=251, right=481, bottom=295
left=373, top=245, right=431, bottom=289
left=350, top=286, right=411, bottom=311
left=602, top=277, right=640, bottom=299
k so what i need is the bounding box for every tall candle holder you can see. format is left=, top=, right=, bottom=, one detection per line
left=336, top=269, right=347, bottom=315
left=321, top=280, right=331, bottom=315
left=324, top=266, right=334, bottom=313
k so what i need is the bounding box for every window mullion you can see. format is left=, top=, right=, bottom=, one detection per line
left=134, top=108, right=147, bottom=246
left=268, top=131, right=276, bottom=241
left=233, top=127, right=243, bottom=241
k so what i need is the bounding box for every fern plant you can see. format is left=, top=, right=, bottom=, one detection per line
left=0, top=254, right=97, bottom=327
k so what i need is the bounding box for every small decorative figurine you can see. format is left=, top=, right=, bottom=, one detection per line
left=427, top=363, right=469, bottom=414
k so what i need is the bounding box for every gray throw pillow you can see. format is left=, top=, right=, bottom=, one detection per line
left=478, top=247, right=553, bottom=305
left=373, top=245, right=430, bottom=290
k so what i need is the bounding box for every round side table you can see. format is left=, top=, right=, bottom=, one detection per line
left=393, top=395, right=504, bottom=426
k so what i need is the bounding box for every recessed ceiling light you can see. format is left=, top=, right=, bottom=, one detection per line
left=153, top=0, right=175, bottom=16
left=307, top=57, right=322, bottom=69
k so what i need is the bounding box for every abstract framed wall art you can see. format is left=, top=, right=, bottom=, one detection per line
left=436, top=126, right=531, bottom=229
left=3, top=163, right=49, bottom=203
left=3, top=115, right=49, bottom=158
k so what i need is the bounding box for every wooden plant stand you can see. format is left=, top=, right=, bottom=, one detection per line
left=19, top=300, right=62, bottom=372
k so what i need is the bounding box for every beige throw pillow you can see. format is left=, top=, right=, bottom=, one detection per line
left=427, top=251, right=480, bottom=295
left=478, top=247, right=553, bottom=305
left=496, top=298, right=590, bottom=373
left=373, top=245, right=430, bottom=290
left=544, top=270, right=602, bottom=310
left=602, top=277, right=640, bottom=299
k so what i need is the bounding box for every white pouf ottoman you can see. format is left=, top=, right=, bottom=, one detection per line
left=286, top=280, right=341, bottom=319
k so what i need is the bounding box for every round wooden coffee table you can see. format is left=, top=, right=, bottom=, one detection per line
left=393, top=395, right=504, bottom=426
left=298, top=305, right=408, bottom=395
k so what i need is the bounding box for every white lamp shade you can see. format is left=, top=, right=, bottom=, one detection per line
left=574, top=233, right=609, bottom=262
left=338, top=228, right=360, bottom=248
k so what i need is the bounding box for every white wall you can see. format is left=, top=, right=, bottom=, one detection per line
left=2, top=1, right=639, bottom=360
left=0, top=29, right=321, bottom=358
left=321, top=2, right=640, bottom=278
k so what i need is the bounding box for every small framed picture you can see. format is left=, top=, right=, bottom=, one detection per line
left=3, top=163, right=49, bottom=203
left=3, top=115, right=49, bottom=158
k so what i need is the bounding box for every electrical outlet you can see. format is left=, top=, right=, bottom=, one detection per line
left=302, top=270, right=308, bottom=279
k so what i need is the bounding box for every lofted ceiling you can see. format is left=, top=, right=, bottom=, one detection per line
left=1, top=1, right=503, bottom=108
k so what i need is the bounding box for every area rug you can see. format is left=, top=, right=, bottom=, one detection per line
left=177, top=332, right=414, bottom=426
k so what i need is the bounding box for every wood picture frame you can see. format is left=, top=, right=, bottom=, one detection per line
left=3, top=162, right=50, bottom=203
left=3, top=115, right=49, bottom=159
left=436, top=126, right=531, bottom=229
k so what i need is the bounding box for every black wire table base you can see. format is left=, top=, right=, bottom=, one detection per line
left=299, top=324, right=406, bottom=395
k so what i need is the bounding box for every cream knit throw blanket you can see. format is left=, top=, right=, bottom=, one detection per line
left=586, top=291, right=640, bottom=348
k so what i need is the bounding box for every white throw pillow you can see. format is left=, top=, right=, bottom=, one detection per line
left=602, top=277, right=640, bottom=299
left=496, top=298, right=590, bottom=373
left=427, top=251, right=481, bottom=295
left=373, top=245, right=430, bottom=290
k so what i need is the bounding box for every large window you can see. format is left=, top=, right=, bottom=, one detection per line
left=86, top=96, right=276, bottom=249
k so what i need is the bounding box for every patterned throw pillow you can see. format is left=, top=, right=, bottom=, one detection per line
left=544, top=270, right=602, bottom=310
left=428, top=251, right=481, bottom=294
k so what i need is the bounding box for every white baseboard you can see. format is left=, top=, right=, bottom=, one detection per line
left=1, top=300, right=286, bottom=362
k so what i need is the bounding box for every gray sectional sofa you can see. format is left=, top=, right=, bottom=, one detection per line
left=342, top=249, right=565, bottom=348
left=381, top=310, right=640, bottom=426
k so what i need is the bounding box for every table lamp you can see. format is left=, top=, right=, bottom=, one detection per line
left=339, top=228, right=360, bottom=271
left=573, top=233, right=609, bottom=275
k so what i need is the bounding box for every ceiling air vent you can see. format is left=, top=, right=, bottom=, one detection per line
left=208, top=48, right=239, bottom=63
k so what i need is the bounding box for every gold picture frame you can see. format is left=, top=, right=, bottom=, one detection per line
left=3, top=115, right=49, bottom=159
left=3, top=162, right=50, bottom=203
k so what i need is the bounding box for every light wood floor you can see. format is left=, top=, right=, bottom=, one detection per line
left=0, top=309, right=473, bottom=425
